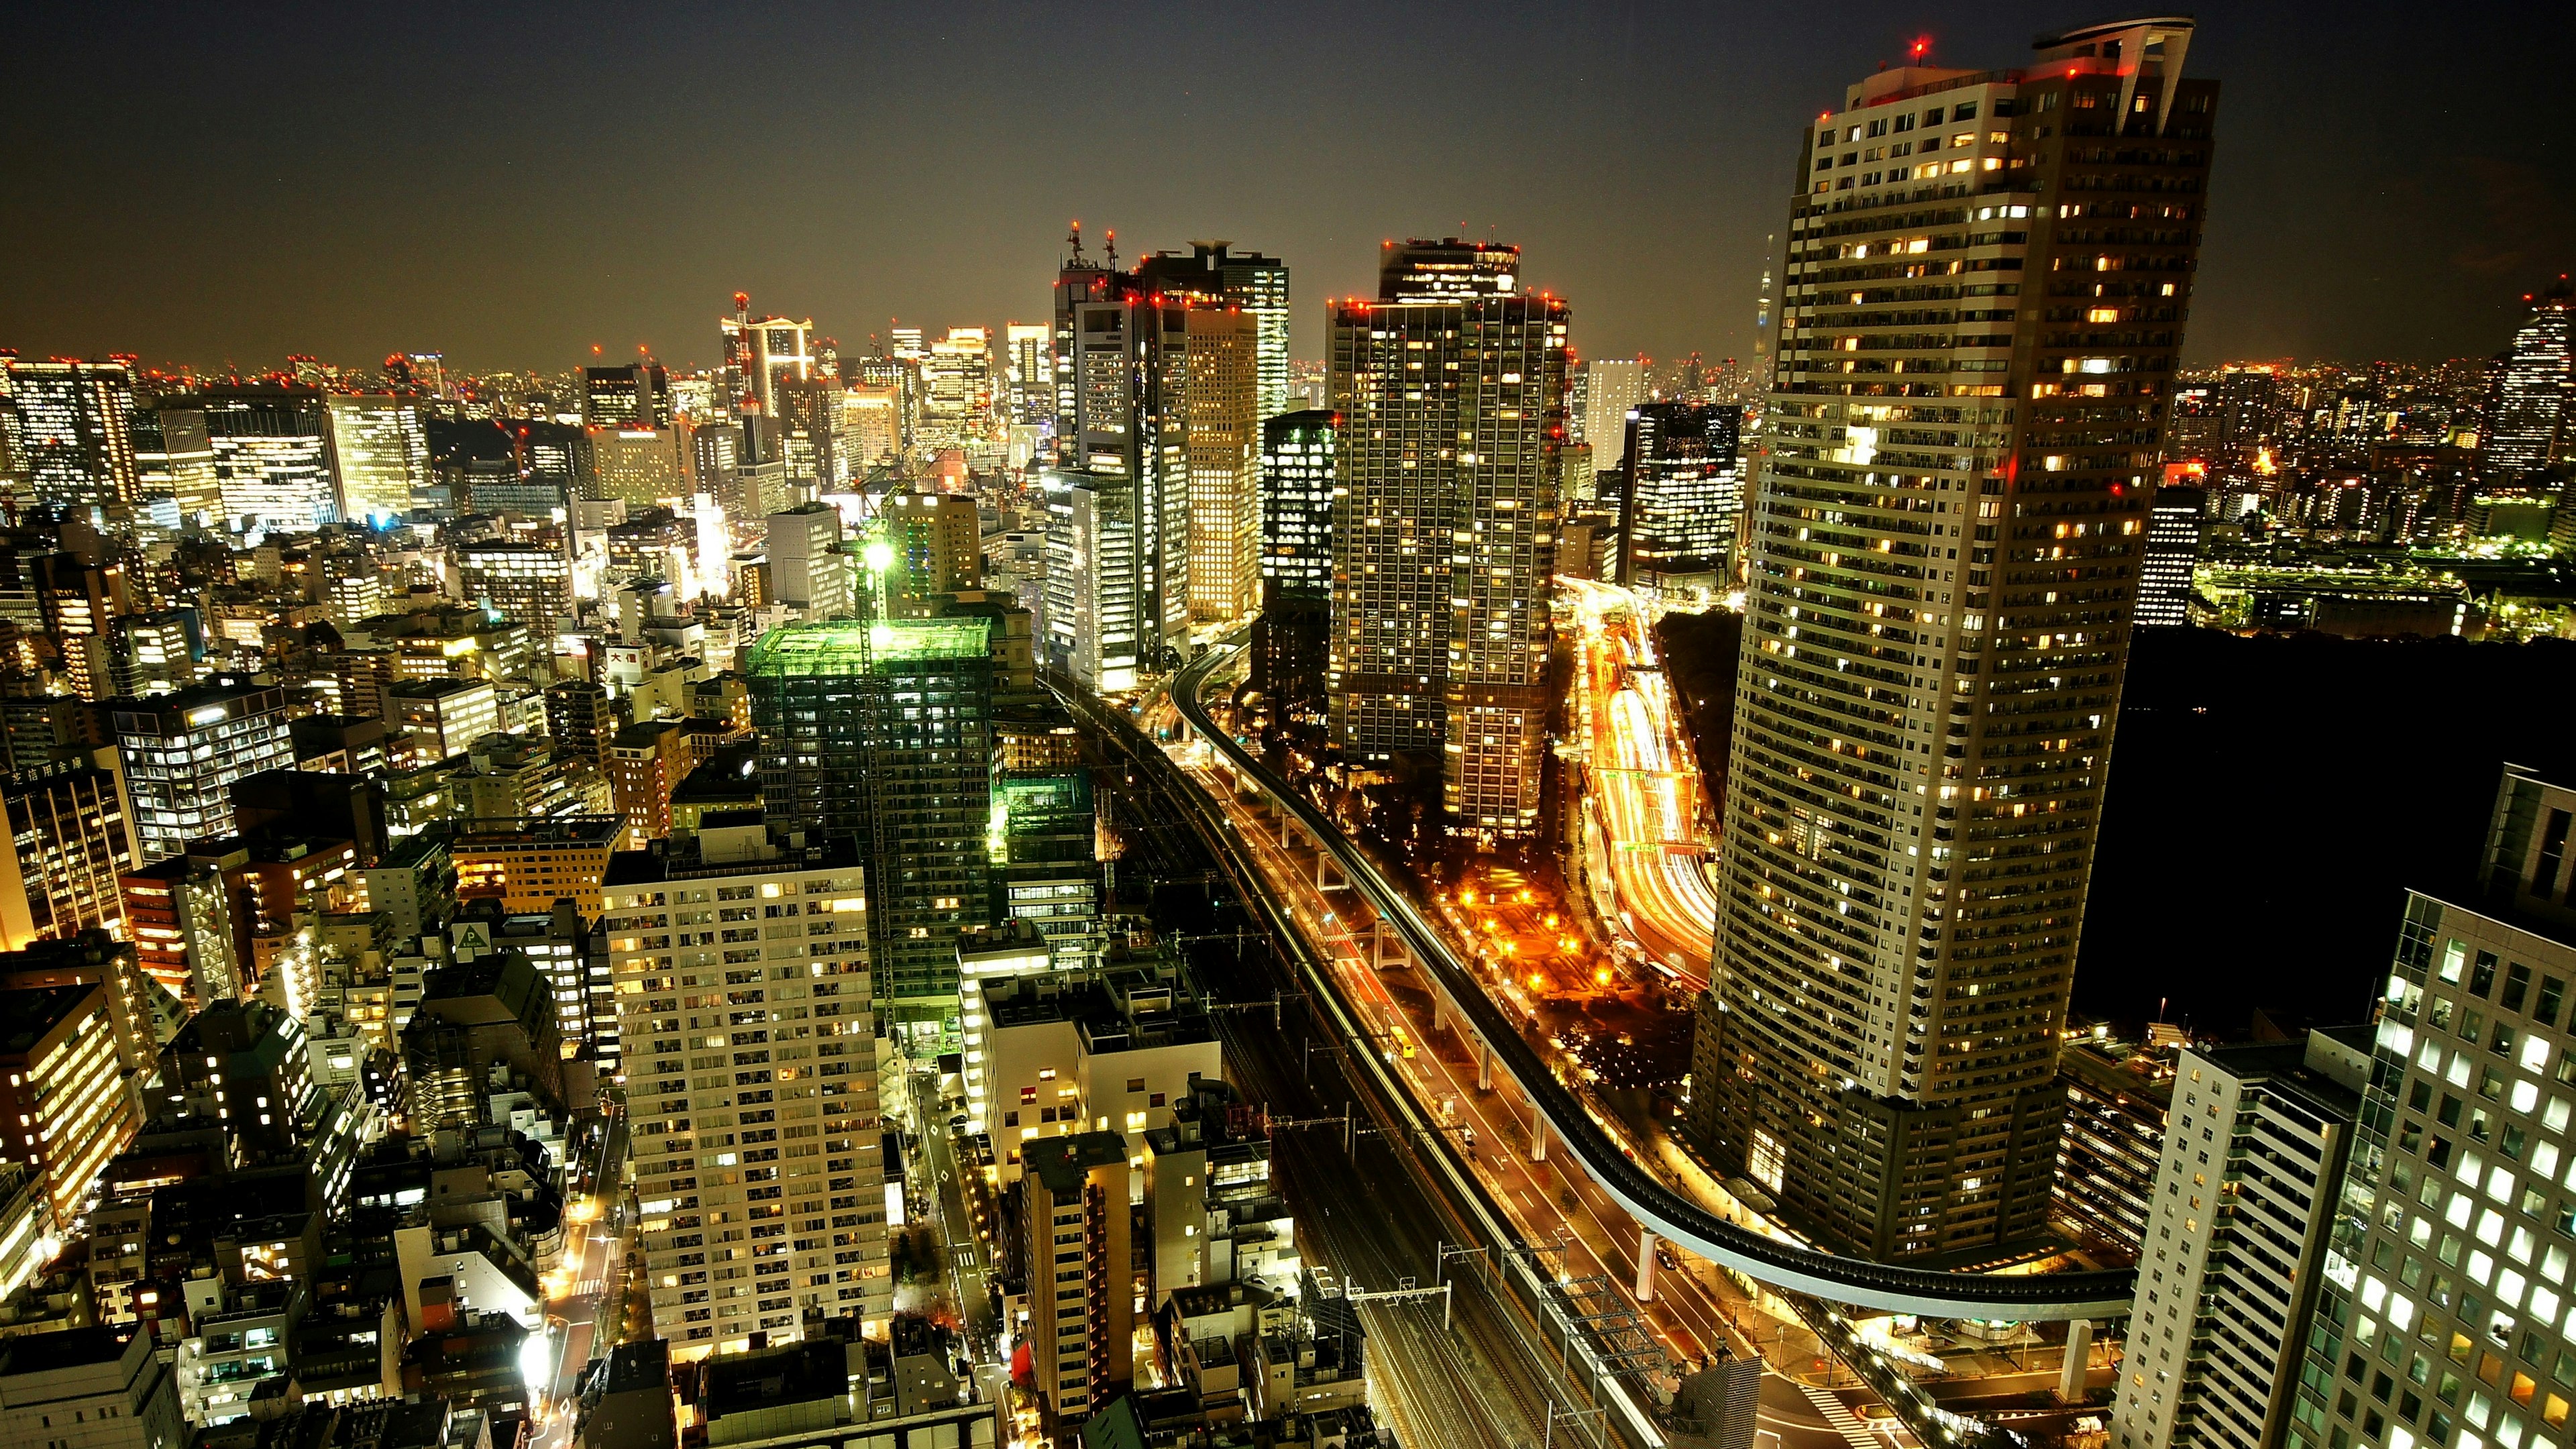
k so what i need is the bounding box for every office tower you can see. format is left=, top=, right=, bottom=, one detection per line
left=325, top=392, right=429, bottom=525
left=2215, top=366, right=2280, bottom=455
left=108, top=680, right=298, bottom=861
left=1619, top=401, right=1743, bottom=593
left=1327, top=238, right=1568, bottom=841
left=585, top=425, right=688, bottom=506
left=2111, top=1030, right=2366, bottom=1449
left=1053, top=238, right=1265, bottom=665
left=720, top=304, right=815, bottom=421
left=765, top=502, right=853, bottom=621
left=1259, top=409, right=1339, bottom=596
left=2137, top=482, right=2206, bottom=626
left=748, top=619, right=994, bottom=1024
left=1020, top=1131, right=1135, bottom=1430
left=0, top=982, right=140, bottom=1223
left=920, top=327, right=995, bottom=449
left=1042, top=468, right=1140, bottom=691
left=1176, top=309, right=1262, bottom=623
left=877, top=488, right=983, bottom=614
left=388, top=678, right=502, bottom=763
left=1690, top=17, right=2218, bottom=1260
left=2479, top=278, right=2572, bottom=483
left=839, top=381, right=902, bottom=471
left=2284, top=764, right=2576, bottom=1449
left=0, top=932, right=158, bottom=1093
left=199, top=384, right=338, bottom=534
left=1, top=358, right=140, bottom=519
left=1005, top=323, right=1053, bottom=427
left=606, top=821, right=889, bottom=1352
left=773, top=375, right=845, bottom=488
left=455, top=539, right=574, bottom=631
left=1136, top=241, right=1293, bottom=421
left=0, top=751, right=138, bottom=949
left=131, top=400, right=222, bottom=528
left=1582, top=358, right=1648, bottom=468
left=584, top=360, right=672, bottom=429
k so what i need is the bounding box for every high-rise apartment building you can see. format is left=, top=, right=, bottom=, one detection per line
left=2284, top=764, right=2576, bottom=1449
left=1136, top=241, right=1293, bottom=421
left=1327, top=239, right=1568, bottom=841
left=748, top=619, right=994, bottom=1024
left=1020, top=1130, right=1134, bottom=1431
left=765, top=503, right=853, bottom=622
left=1581, top=358, right=1648, bottom=468
left=2111, top=1029, right=2366, bottom=1449
left=606, top=822, right=889, bottom=1354
left=109, top=680, right=299, bottom=861
left=2479, top=278, right=2571, bottom=484
left=325, top=392, right=429, bottom=525
left=1259, top=409, right=1339, bottom=596
left=200, top=385, right=338, bottom=535
left=0, top=981, right=140, bottom=1224
left=1690, top=16, right=2218, bottom=1259
left=1619, top=402, right=1743, bottom=592
left=2, top=359, right=140, bottom=521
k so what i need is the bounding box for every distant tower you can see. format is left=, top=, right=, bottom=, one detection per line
left=2481, top=277, right=2573, bottom=482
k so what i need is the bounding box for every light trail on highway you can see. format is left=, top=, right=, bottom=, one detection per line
left=1562, top=578, right=1719, bottom=991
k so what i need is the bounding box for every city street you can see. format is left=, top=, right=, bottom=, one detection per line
left=1562, top=576, right=1719, bottom=990
left=531, top=1108, right=633, bottom=1449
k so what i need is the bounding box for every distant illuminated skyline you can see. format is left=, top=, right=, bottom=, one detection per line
left=1, top=1, right=2567, bottom=374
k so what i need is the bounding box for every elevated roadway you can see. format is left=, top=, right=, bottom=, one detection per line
left=1165, top=643, right=2135, bottom=1322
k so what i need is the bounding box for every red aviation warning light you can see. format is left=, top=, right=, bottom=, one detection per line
left=1911, top=36, right=1931, bottom=64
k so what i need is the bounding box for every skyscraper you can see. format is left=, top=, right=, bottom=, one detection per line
left=1618, top=401, right=1743, bottom=594
left=747, top=619, right=995, bottom=1024
left=325, top=392, right=429, bottom=525
left=1004, top=323, right=1053, bottom=427
left=1135, top=241, right=1293, bottom=421
left=582, top=360, right=672, bottom=429
left=2284, top=763, right=2576, bottom=1449
left=1580, top=358, right=1648, bottom=468
left=2479, top=278, right=2571, bottom=483
left=1327, top=239, right=1568, bottom=841
left=3, top=358, right=140, bottom=521
left=1690, top=16, right=2218, bottom=1260
left=200, top=384, right=337, bottom=535
left=1042, top=468, right=1140, bottom=692
left=719, top=302, right=814, bottom=422
left=1051, top=238, right=1264, bottom=659
left=1259, top=409, right=1340, bottom=596
left=109, top=680, right=299, bottom=861
left=2135, top=481, right=2206, bottom=627
left=920, top=327, right=995, bottom=449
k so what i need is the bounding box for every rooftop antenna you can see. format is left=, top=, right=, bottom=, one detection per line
left=1105, top=228, right=1118, bottom=269
left=733, top=292, right=751, bottom=324
left=1067, top=220, right=1085, bottom=263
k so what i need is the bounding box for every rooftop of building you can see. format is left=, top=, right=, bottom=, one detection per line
left=450, top=815, right=623, bottom=850
left=388, top=676, right=496, bottom=700
left=598, top=1336, right=670, bottom=1397
left=603, top=822, right=861, bottom=885
left=1024, top=1130, right=1130, bottom=1197
left=0, top=983, right=97, bottom=1057
left=698, top=1338, right=848, bottom=1420
left=0, top=1324, right=134, bottom=1377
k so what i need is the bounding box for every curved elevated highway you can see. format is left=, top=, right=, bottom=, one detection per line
left=1165, top=643, right=2135, bottom=1322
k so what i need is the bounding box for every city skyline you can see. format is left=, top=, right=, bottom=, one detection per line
left=4, top=2, right=2568, bottom=376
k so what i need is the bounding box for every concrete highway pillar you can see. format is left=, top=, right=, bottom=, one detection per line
left=1635, top=1230, right=1658, bottom=1303
left=2058, top=1320, right=2093, bottom=1402
left=1529, top=1111, right=1548, bottom=1163
left=1432, top=991, right=1448, bottom=1036
left=1476, top=1038, right=1493, bottom=1091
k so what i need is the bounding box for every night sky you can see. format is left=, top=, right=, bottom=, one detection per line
left=4, top=1, right=2568, bottom=377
